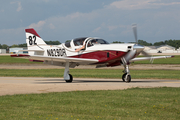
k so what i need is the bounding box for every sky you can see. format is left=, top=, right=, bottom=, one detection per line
left=0, top=0, right=180, bottom=45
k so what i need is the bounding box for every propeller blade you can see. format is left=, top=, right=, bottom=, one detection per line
left=132, top=24, right=138, bottom=44
left=124, top=50, right=137, bottom=63
left=141, top=50, right=151, bottom=57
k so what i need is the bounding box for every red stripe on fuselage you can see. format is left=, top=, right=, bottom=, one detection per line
left=70, top=50, right=127, bottom=64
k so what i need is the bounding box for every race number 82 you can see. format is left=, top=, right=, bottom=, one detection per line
left=29, top=36, right=37, bottom=45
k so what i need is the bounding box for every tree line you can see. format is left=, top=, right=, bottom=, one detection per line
left=0, top=41, right=61, bottom=49
left=112, top=39, right=180, bottom=49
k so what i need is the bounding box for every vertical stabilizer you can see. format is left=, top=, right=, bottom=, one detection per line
left=25, top=28, right=46, bottom=46
left=25, top=28, right=46, bottom=55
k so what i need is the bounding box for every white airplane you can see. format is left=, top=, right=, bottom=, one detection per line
left=11, top=24, right=174, bottom=83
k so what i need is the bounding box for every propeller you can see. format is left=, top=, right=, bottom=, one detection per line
left=124, top=24, right=152, bottom=63
left=131, top=24, right=151, bottom=57
left=132, top=24, right=138, bottom=44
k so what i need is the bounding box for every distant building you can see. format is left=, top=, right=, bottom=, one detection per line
left=9, top=47, right=27, bottom=54
left=144, top=45, right=179, bottom=53
left=0, top=49, right=6, bottom=54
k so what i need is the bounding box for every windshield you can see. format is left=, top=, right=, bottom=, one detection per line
left=65, top=42, right=71, bottom=48
left=87, top=39, right=109, bottom=47
left=73, top=37, right=87, bottom=46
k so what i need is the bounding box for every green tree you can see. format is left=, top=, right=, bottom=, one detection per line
left=112, top=41, right=123, bottom=43
left=65, top=40, right=71, bottom=43
left=153, top=39, right=180, bottom=49
left=164, top=39, right=180, bottom=49
left=1, top=44, right=9, bottom=49
left=0, top=44, right=2, bottom=49
left=138, top=40, right=152, bottom=46
left=10, top=44, right=19, bottom=48
left=153, top=41, right=165, bottom=46
left=18, top=43, right=27, bottom=47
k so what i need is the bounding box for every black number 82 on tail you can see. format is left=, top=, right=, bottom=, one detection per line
left=29, top=36, right=37, bottom=45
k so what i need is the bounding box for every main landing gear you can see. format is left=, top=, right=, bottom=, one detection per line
left=64, top=61, right=73, bottom=83
left=121, top=57, right=131, bottom=83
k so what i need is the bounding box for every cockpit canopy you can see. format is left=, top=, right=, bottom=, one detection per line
left=65, top=37, right=109, bottom=48
left=86, top=38, right=109, bottom=47
left=73, top=37, right=87, bottom=46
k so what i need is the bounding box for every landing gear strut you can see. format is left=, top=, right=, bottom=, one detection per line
left=64, top=61, right=73, bottom=83
left=121, top=57, right=131, bottom=83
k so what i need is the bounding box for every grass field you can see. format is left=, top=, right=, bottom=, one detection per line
left=0, top=55, right=180, bottom=64
left=0, top=87, right=180, bottom=120
left=0, top=56, right=41, bottom=64
left=0, top=56, right=179, bottom=119
left=0, top=69, right=179, bottom=79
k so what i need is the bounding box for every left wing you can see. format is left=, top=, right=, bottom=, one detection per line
left=130, top=56, right=174, bottom=62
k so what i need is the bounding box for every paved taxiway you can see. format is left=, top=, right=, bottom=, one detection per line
left=0, top=77, right=180, bottom=96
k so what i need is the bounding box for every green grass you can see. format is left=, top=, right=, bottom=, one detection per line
left=0, top=55, right=41, bottom=64
left=0, top=69, right=179, bottom=79
left=0, top=87, right=180, bottom=120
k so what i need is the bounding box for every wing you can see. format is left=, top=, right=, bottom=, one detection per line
left=130, top=56, right=174, bottom=62
left=11, top=54, right=98, bottom=64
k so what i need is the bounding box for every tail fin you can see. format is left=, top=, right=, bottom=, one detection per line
left=25, top=28, right=46, bottom=47
left=25, top=28, right=46, bottom=55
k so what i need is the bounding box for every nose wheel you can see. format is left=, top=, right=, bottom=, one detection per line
left=121, top=57, right=131, bottom=83
left=122, top=73, right=131, bottom=83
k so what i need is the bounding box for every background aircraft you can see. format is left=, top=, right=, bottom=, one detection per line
left=11, top=24, right=173, bottom=83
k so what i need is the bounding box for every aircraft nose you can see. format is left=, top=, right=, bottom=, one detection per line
left=133, top=44, right=144, bottom=53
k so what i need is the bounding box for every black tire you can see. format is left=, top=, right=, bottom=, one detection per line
left=122, top=73, right=131, bottom=83
left=65, top=74, right=73, bottom=83
left=125, top=75, right=131, bottom=83
left=122, top=73, right=127, bottom=82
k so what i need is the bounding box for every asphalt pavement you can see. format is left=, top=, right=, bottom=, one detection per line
left=0, top=77, right=180, bottom=96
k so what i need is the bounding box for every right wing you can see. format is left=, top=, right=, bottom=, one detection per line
left=130, top=56, right=174, bottom=62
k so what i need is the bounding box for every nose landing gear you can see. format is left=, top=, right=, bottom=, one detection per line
left=121, top=57, right=131, bottom=83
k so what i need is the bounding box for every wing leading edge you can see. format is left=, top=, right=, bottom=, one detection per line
left=11, top=54, right=99, bottom=64
left=130, top=55, right=174, bottom=62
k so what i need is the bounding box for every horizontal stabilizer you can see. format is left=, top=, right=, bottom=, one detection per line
left=18, top=50, right=44, bottom=52
left=11, top=54, right=30, bottom=57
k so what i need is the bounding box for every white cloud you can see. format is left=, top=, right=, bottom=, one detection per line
left=2, top=0, right=179, bottom=44
left=49, top=23, right=55, bottom=29
left=109, top=0, right=180, bottom=10
left=17, top=1, right=22, bottom=12
left=93, top=27, right=101, bottom=33
left=29, top=21, right=46, bottom=30
left=10, top=1, right=23, bottom=12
